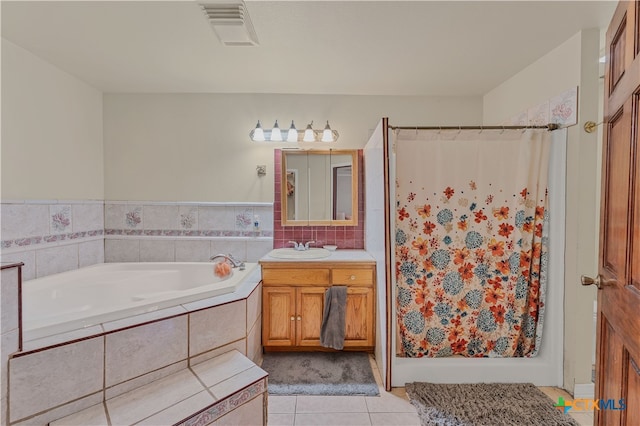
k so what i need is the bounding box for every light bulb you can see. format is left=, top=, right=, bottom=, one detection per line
left=271, top=120, right=282, bottom=142
left=321, top=121, right=334, bottom=142
left=287, top=120, right=298, bottom=142
left=251, top=120, right=265, bottom=142
left=303, top=122, right=315, bottom=142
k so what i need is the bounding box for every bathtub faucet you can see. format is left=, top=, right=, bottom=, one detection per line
left=210, top=254, right=245, bottom=271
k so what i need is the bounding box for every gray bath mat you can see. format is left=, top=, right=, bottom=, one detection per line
left=406, top=382, right=579, bottom=425
left=261, top=351, right=380, bottom=396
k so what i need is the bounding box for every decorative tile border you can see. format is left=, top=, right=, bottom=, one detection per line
left=180, top=379, right=266, bottom=426
left=1, top=230, right=104, bottom=250
left=105, top=229, right=272, bottom=238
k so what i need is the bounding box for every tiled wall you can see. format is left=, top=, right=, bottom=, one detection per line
left=0, top=200, right=276, bottom=280
left=1, top=263, right=21, bottom=426
left=104, top=202, right=274, bottom=263
left=273, top=149, right=365, bottom=249
left=0, top=200, right=105, bottom=280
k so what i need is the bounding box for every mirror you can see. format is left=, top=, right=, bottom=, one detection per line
left=281, top=149, right=358, bottom=226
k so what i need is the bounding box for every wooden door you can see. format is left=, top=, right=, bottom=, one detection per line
left=297, top=287, right=326, bottom=346
left=594, top=2, right=640, bottom=424
left=262, top=287, right=295, bottom=347
left=344, top=287, right=375, bottom=348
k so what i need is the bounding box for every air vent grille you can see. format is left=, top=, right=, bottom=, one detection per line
left=199, top=2, right=259, bottom=46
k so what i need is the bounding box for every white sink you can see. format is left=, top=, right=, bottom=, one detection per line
left=267, top=248, right=331, bottom=259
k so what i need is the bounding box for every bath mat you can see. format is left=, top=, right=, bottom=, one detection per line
left=406, top=382, right=579, bottom=426
left=261, top=351, right=379, bottom=396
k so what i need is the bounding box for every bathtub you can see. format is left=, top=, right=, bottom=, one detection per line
left=22, top=262, right=259, bottom=341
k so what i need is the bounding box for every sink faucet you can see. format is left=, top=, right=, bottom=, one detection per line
left=288, top=241, right=315, bottom=251
left=209, top=253, right=245, bottom=270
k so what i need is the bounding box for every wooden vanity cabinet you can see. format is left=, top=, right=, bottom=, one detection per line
left=260, top=261, right=375, bottom=351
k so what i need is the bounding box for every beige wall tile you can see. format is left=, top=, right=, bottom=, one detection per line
left=139, top=239, right=175, bottom=262
left=50, top=402, right=108, bottom=426
left=246, top=284, right=261, bottom=333
left=175, top=240, right=211, bottom=262
left=78, top=239, right=105, bottom=268
left=104, top=239, right=139, bottom=262
left=189, top=339, right=246, bottom=367
left=105, top=316, right=187, bottom=387
left=9, top=337, right=104, bottom=422
left=35, top=244, right=78, bottom=277
left=12, top=392, right=103, bottom=426
left=137, top=391, right=214, bottom=426
left=105, top=360, right=187, bottom=400
left=189, top=300, right=246, bottom=356
left=214, top=394, right=264, bottom=426
left=1, top=267, right=19, bottom=334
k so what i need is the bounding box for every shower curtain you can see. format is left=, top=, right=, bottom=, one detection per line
left=395, top=129, right=551, bottom=358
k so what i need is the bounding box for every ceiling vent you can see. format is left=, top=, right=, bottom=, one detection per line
left=199, top=2, right=259, bottom=46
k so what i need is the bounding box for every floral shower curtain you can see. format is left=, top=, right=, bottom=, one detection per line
left=395, top=129, right=551, bottom=358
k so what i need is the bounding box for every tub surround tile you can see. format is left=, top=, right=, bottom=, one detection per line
left=188, top=339, right=247, bottom=367
left=190, top=350, right=256, bottom=388
left=105, top=239, right=140, bottom=262
left=50, top=402, right=109, bottom=426
left=246, top=284, right=261, bottom=334
left=22, top=325, right=104, bottom=352
left=78, top=239, right=105, bottom=268
left=104, top=203, right=127, bottom=229
left=102, top=305, right=187, bottom=333
left=1, top=330, right=19, bottom=426
left=179, top=206, right=199, bottom=230
left=106, top=369, right=205, bottom=426
left=9, top=337, right=104, bottom=422
left=209, top=365, right=267, bottom=401
left=246, top=240, right=273, bottom=262
left=0, top=251, right=35, bottom=281
left=35, top=244, right=78, bottom=278
left=210, top=240, right=247, bottom=262
left=12, top=392, right=104, bottom=426
left=137, top=391, right=215, bottom=426
left=49, top=205, right=72, bottom=234
left=246, top=316, right=261, bottom=364
left=189, top=300, right=246, bottom=356
left=175, top=240, right=211, bottom=262
left=198, top=206, right=236, bottom=231
left=1, top=204, right=49, bottom=241
left=72, top=203, right=104, bottom=233
left=143, top=205, right=179, bottom=230
left=139, top=239, right=175, bottom=262
left=105, top=360, right=188, bottom=400
left=105, top=316, right=188, bottom=387
left=1, top=267, right=19, bottom=334
left=213, top=393, right=263, bottom=426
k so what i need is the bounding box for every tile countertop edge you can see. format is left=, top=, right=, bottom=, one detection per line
left=259, top=249, right=375, bottom=263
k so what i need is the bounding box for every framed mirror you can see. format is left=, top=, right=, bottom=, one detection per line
left=281, top=149, right=358, bottom=226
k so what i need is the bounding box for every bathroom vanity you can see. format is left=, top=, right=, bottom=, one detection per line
left=259, top=249, right=375, bottom=352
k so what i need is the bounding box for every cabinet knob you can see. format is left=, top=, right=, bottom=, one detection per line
left=297, top=316, right=302, bottom=321
left=350, top=275, right=356, bottom=280
left=290, top=316, right=295, bottom=321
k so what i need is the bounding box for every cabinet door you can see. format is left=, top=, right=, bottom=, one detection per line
left=263, top=287, right=296, bottom=347
left=297, top=287, right=326, bottom=347
left=344, top=287, right=375, bottom=347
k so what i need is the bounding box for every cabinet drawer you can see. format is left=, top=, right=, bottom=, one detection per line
left=262, top=268, right=330, bottom=285
left=331, top=268, right=373, bottom=285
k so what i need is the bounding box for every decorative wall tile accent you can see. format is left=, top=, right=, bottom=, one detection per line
left=49, top=205, right=71, bottom=234
left=125, top=207, right=142, bottom=228
left=507, top=87, right=578, bottom=128
left=272, top=150, right=365, bottom=249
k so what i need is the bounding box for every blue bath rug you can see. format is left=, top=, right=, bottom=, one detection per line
left=261, top=351, right=380, bottom=396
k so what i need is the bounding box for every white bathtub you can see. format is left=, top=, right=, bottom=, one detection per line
left=23, top=262, right=259, bottom=341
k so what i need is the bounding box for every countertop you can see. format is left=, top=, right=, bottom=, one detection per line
left=259, top=249, right=375, bottom=263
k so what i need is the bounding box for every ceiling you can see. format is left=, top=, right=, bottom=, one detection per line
left=1, top=1, right=616, bottom=96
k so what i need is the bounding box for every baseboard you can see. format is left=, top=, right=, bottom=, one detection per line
left=573, top=383, right=595, bottom=399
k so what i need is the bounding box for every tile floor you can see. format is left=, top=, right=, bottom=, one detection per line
left=267, top=356, right=595, bottom=426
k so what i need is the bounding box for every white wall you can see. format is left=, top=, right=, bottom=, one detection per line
left=1, top=39, right=104, bottom=200
left=103, top=94, right=482, bottom=202
left=483, top=29, right=601, bottom=393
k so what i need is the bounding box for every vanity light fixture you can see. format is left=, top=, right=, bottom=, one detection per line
left=250, top=120, right=339, bottom=142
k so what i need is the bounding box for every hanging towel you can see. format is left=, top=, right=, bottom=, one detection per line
left=320, top=286, right=347, bottom=350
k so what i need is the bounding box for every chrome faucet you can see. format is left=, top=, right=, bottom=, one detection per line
left=209, top=253, right=245, bottom=270
left=288, top=241, right=315, bottom=251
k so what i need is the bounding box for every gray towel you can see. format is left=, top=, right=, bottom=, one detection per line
left=320, top=286, right=347, bottom=350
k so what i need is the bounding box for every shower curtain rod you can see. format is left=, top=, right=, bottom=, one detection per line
left=388, top=123, right=559, bottom=131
